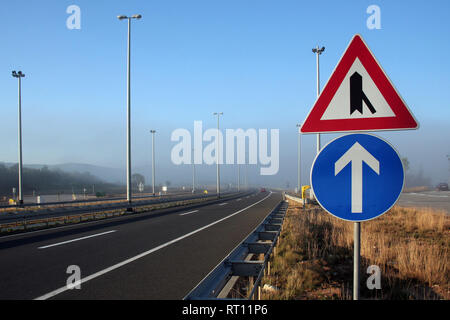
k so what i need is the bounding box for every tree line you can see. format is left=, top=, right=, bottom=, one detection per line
left=0, top=163, right=121, bottom=198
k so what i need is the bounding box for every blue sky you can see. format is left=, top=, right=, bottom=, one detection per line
left=1, top=0, right=449, bottom=187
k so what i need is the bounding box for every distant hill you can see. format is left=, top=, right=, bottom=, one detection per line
left=48, top=163, right=124, bottom=184
left=0, top=161, right=269, bottom=189
left=1, top=162, right=124, bottom=184
left=0, top=163, right=123, bottom=197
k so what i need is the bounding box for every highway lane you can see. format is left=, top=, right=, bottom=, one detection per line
left=397, top=190, right=450, bottom=214
left=0, top=191, right=231, bottom=224
left=0, top=191, right=281, bottom=299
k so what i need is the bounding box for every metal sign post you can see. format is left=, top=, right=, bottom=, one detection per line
left=353, top=222, right=360, bottom=300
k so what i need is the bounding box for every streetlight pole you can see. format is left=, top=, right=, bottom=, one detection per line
left=237, top=164, right=240, bottom=192
left=118, top=14, right=142, bottom=209
left=12, top=71, right=25, bottom=206
left=192, top=148, right=195, bottom=193
left=150, top=130, right=156, bottom=195
left=312, top=46, right=325, bottom=154
left=213, top=112, right=223, bottom=198
left=296, top=123, right=302, bottom=195
left=447, top=155, right=450, bottom=186
left=245, top=165, right=248, bottom=190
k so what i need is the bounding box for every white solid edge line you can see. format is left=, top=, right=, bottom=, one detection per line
left=38, top=230, right=117, bottom=249
left=179, top=210, right=199, bottom=216
left=218, top=203, right=228, bottom=206
left=34, top=191, right=273, bottom=300
left=183, top=192, right=280, bottom=299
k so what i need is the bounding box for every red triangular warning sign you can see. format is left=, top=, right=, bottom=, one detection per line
left=301, top=34, right=419, bottom=133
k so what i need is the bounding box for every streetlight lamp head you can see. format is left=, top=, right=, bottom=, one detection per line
left=132, top=14, right=142, bottom=19
left=117, top=15, right=128, bottom=20
left=313, top=46, right=325, bottom=55
left=12, top=71, right=25, bottom=78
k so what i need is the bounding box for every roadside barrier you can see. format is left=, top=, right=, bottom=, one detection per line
left=184, top=200, right=288, bottom=300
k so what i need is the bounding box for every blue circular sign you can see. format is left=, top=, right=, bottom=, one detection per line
left=311, top=134, right=404, bottom=222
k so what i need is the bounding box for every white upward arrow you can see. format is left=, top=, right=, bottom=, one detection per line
left=335, top=142, right=380, bottom=213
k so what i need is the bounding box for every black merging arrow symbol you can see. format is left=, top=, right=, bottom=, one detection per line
left=350, top=71, right=377, bottom=115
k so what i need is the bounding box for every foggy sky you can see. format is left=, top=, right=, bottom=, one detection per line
left=1, top=1, right=449, bottom=188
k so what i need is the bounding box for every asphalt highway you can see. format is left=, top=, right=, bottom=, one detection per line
left=0, top=191, right=228, bottom=224
left=0, top=190, right=281, bottom=299
left=397, top=190, right=450, bottom=214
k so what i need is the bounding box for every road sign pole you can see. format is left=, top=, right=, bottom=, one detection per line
left=298, top=130, right=301, bottom=193
left=353, top=221, right=360, bottom=300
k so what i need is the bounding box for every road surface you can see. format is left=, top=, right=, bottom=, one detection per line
left=397, top=190, right=450, bottom=213
left=0, top=190, right=280, bottom=299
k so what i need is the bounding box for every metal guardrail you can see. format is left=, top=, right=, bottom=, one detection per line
left=184, top=200, right=288, bottom=300
left=0, top=191, right=252, bottom=234
left=284, top=193, right=302, bottom=203
left=284, top=192, right=316, bottom=206
left=0, top=191, right=202, bottom=209
left=0, top=192, right=242, bottom=221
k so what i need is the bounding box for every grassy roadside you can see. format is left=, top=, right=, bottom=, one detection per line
left=260, top=200, right=449, bottom=300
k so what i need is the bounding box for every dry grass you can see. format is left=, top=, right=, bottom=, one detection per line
left=260, top=201, right=449, bottom=300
